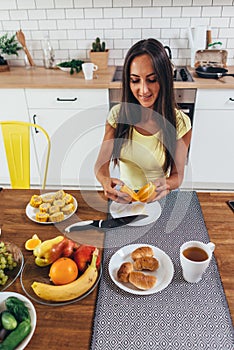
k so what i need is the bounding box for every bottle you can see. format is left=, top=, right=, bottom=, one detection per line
left=42, top=34, right=55, bottom=69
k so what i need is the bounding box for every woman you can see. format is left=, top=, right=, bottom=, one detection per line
left=95, top=38, right=191, bottom=202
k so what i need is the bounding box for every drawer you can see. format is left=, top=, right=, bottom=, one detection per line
left=25, top=89, right=108, bottom=109
left=195, top=89, right=234, bottom=110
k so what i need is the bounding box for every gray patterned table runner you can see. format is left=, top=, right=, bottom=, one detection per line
left=91, top=191, right=234, bottom=350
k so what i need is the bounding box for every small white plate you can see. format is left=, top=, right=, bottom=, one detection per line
left=110, top=201, right=161, bottom=226
left=0, top=291, right=37, bottom=349
left=57, top=66, right=70, bottom=72
left=26, top=192, right=78, bottom=225
left=109, top=243, right=174, bottom=295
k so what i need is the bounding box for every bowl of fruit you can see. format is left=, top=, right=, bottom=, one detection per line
left=0, top=241, right=24, bottom=292
left=21, top=235, right=102, bottom=306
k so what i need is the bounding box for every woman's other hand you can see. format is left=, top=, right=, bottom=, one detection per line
left=153, top=178, right=171, bottom=201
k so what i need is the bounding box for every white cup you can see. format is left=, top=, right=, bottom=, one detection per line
left=180, top=240, right=215, bottom=283
left=82, top=63, right=98, bottom=80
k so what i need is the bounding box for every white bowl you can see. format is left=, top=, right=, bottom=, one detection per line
left=0, top=291, right=37, bottom=349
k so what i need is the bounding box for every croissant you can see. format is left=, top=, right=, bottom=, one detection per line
left=129, top=271, right=157, bottom=290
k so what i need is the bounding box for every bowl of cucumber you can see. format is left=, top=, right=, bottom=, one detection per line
left=0, top=291, right=37, bottom=350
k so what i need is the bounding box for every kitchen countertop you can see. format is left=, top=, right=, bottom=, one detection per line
left=0, top=65, right=234, bottom=89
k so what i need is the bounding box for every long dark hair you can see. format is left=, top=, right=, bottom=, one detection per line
left=112, top=38, right=177, bottom=173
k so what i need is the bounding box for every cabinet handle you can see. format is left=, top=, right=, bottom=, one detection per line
left=32, top=114, right=39, bottom=133
left=229, top=98, right=234, bottom=101
left=57, top=97, right=77, bottom=102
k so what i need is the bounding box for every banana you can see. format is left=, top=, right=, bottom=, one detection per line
left=31, top=248, right=99, bottom=302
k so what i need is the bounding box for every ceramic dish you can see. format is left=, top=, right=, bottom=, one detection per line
left=25, top=192, right=78, bottom=224
left=20, top=255, right=102, bottom=306
left=57, top=66, right=71, bottom=72
left=110, top=201, right=161, bottom=226
left=109, top=243, right=174, bottom=295
left=0, top=291, right=37, bottom=350
left=0, top=241, right=24, bottom=292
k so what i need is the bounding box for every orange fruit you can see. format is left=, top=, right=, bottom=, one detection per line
left=137, top=182, right=156, bottom=203
left=120, top=184, right=139, bottom=202
left=25, top=234, right=42, bottom=251
left=49, top=257, right=78, bottom=285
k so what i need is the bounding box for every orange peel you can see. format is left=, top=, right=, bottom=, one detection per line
left=25, top=234, right=42, bottom=251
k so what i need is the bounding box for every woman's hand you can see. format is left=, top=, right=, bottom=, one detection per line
left=153, top=178, right=171, bottom=201
left=102, top=177, right=132, bottom=203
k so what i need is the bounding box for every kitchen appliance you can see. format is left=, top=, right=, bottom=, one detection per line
left=195, top=66, right=234, bottom=79
left=65, top=214, right=148, bottom=232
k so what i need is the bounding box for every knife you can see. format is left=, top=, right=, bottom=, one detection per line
left=64, top=214, right=148, bottom=232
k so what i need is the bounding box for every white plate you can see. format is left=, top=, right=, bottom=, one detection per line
left=26, top=192, right=78, bottom=224
left=110, top=201, right=161, bottom=226
left=0, top=291, right=37, bottom=349
left=57, top=66, right=71, bottom=72
left=109, top=244, right=174, bottom=295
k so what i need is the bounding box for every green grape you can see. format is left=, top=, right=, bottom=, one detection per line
left=0, top=242, right=17, bottom=286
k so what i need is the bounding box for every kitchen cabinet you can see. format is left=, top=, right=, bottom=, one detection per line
left=185, top=89, right=234, bottom=190
left=25, top=89, right=109, bottom=188
left=0, top=89, right=29, bottom=185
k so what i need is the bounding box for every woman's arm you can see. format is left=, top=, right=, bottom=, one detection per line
left=154, top=129, right=192, bottom=200
left=94, top=122, right=128, bottom=202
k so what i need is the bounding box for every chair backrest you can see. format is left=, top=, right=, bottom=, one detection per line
left=0, top=121, right=51, bottom=189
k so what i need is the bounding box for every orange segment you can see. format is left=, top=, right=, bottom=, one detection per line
left=137, top=182, right=156, bottom=203
left=25, top=234, right=42, bottom=251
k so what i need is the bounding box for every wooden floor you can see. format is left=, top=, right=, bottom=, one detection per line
left=197, top=192, right=234, bottom=319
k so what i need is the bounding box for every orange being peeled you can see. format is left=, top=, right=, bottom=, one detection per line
left=120, top=184, right=139, bottom=202
left=25, top=234, right=42, bottom=251
left=136, top=182, right=156, bottom=203
left=49, top=257, right=78, bottom=285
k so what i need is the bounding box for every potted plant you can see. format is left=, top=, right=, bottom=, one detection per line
left=0, top=33, right=21, bottom=72
left=89, top=37, right=109, bottom=69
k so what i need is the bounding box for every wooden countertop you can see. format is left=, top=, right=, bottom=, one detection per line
left=0, top=189, right=233, bottom=350
left=0, top=65, right=234, bottom=89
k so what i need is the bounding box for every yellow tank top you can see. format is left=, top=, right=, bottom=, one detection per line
left=108, top=104, right=191, bottom=189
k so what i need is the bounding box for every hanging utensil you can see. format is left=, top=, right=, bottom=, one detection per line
left=195, top=66, right=234, bottom=79
left=16, top=29, right=35, bottom=66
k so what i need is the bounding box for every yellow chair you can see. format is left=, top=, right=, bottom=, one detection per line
left=0, top=121, right=51, bottom=189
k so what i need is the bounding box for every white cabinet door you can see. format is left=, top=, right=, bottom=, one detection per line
left=0, top=89, right=29, bottom=185
left=187, top=89, right=234, bottom=190
left=28, top=108, right=107, bottom=188
left=26, top=88, right=109, bottom=188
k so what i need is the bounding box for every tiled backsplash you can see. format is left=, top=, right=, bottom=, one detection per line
left=1, top=0, right=234, bottom=67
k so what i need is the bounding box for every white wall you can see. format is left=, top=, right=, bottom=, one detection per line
left=0, top=0, right=234, bottom=67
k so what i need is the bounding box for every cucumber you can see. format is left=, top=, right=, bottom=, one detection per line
left=1, top=311, right=17, bottom=330
left=0, top=320, right=31, bottom=350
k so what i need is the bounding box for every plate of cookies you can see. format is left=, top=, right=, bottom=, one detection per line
left=26, top=190, right=78, bottom=224
left=109, top=244, right=174, bottom=295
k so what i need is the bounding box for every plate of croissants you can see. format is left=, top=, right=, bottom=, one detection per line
left=109, top=244, right=174, bottom=295
left=26, top=190, right=78, bottom=224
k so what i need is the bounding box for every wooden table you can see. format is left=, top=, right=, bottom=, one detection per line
left=0, top=189, right=233, bottom=349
